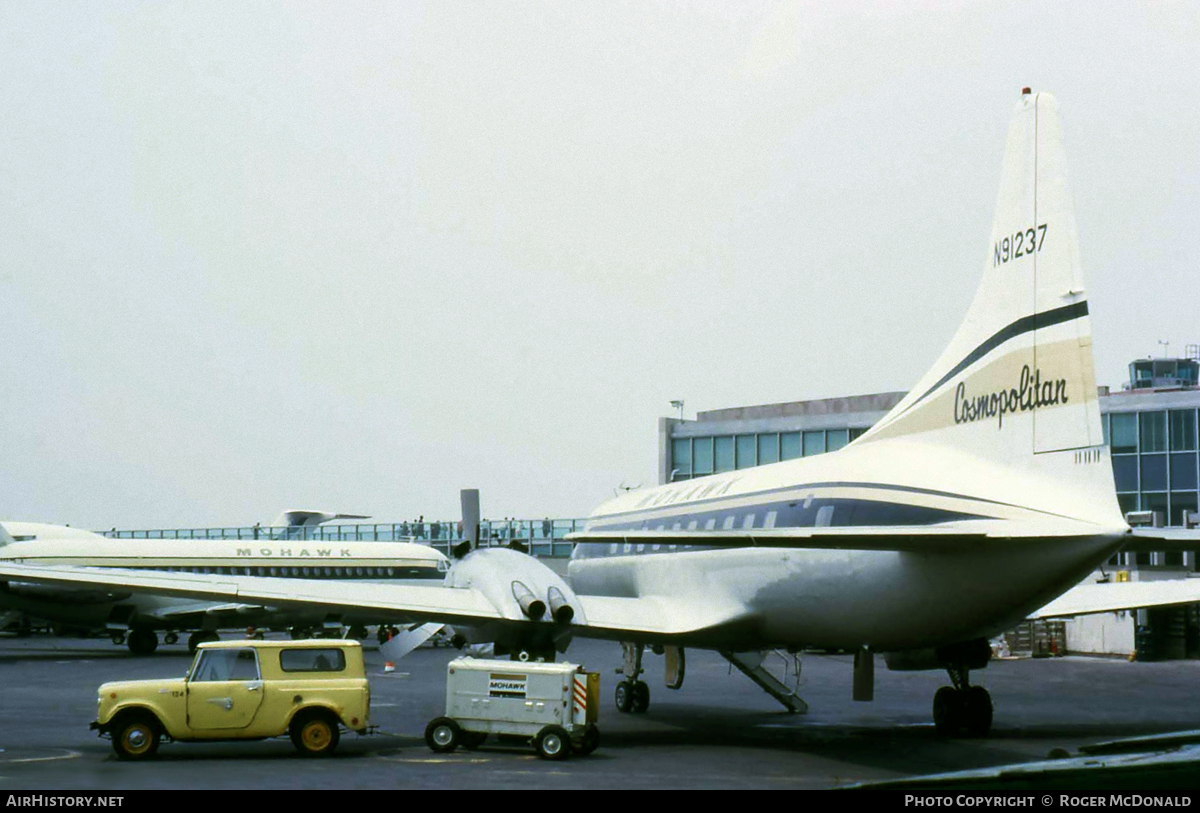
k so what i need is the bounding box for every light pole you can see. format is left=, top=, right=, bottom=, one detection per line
left=669, top=400, right=684, bottom=420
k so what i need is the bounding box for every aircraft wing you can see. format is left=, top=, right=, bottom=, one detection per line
left=0, top=560, right=747, bottom=643
left=1029, top=578, right=1200, bottom=619
left=0, top=563, right=503, bottom=627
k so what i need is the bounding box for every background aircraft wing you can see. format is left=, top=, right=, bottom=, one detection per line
left=1120, top=527, right=1200, bottom=552
left=1029, top=578, right=1200, bottom=619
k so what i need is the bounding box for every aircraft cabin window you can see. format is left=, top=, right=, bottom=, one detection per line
left=722, top=516, right=735, bottom=530
left=687, top=520, right=698, bottom=530
left=816, top=505, right=835, bottom=527
left=705, top=518, right=716, bottom=530
left=765, top=511, right=778, bottom=529
left=742, top=514, right=755, bottom=529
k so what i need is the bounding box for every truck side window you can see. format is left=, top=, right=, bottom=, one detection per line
left=280, top=648, right=346, bottom=673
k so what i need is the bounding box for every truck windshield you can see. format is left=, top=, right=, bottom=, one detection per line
left=191, top=649, right=260, bottom=682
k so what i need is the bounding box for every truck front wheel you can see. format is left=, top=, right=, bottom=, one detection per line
left=290, top=711, right=341, bottom=757
left=111, top=713, right=161, bottom=760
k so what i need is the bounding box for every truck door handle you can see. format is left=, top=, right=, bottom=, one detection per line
left=206, top=697, right=233, bottom=711
left=246, top=682, right=262, bottom=692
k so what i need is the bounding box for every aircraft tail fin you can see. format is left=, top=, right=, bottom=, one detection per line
left=859, top=90, right=1121, bottom=524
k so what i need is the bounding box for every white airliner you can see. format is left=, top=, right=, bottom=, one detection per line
left=0, top=519, right=448, bottom=654
left=2, top=90, right=1198, bottom=736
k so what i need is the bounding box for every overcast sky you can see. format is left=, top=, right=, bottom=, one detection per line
left=1, top=2, right=1197, bottom=529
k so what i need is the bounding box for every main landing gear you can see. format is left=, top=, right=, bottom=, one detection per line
left=932, top=663, right=992, bottom=737
left=614, top=643, right=651, bottom=714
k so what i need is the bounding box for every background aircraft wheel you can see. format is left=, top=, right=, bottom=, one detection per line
left=290, top=710, right=341, bottom=757
left=614, top=680, right=633, bottom=713
left=962, top=686, right=993, bottom=737
left=110, top=713, right=161, bottom=760
left=109, top=631, right=126, bottom=646
left=576, top=724, right=600, bottom=756
left=347, top=625, right=368, bottom=641
left=187, top=631, right=218, bottom=653
left=163, top=632, right=179, bottom=646
left=631, top=680, right=650, bottom=713
left=932, top=686, right=962, bottom=736
left=425, top=717, right=461, bottom=753
left=534, top=725, right=572, bottom=760
left=460, top=731, right=487, bottom=750
left=126, top=628, right=158, bottom=656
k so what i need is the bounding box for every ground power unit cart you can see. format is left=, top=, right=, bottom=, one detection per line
left=424, top=657, right=600, bottom=760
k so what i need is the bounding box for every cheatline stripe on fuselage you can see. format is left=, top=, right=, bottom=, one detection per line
left=896, top=300, right=1090, bottom=418
left=588, top=480, right=1086, bottom=526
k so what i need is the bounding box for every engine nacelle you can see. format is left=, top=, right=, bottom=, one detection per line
left=444, top=547, right=585, bottom=658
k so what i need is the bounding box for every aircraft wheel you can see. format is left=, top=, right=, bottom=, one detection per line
left=187, top=631, right=218, bottom=653
left=111, top=712, right=161, bottom=760
left=614, top=680, right=634, bottom=713
left=126, top=629, right=159, bottom=656
left=425, top=717, right=460, bottom=753
left=290, top=710, right=341, bottom=757
left=534, top=725, right=572, bottom=760
left=962, top=686, right=993, bottom=737
left=576, top=724, right=600, bottom=756
left=932, top=686, right=962, bottom=736
left=631, top=680, right=650, bottom=713
left=163, top=632, right=179, bottom=646
left=109, top=631, right=126, bottom=646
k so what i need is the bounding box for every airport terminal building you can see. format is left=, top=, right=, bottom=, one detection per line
left=659, top=355, right=1200, bottom=660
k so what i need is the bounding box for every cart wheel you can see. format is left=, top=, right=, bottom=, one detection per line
left=535, top=725, right=572, bottom=760
left=576, top=725, right=600, bottom=756
left=425, top=717, right=461, bottom=753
